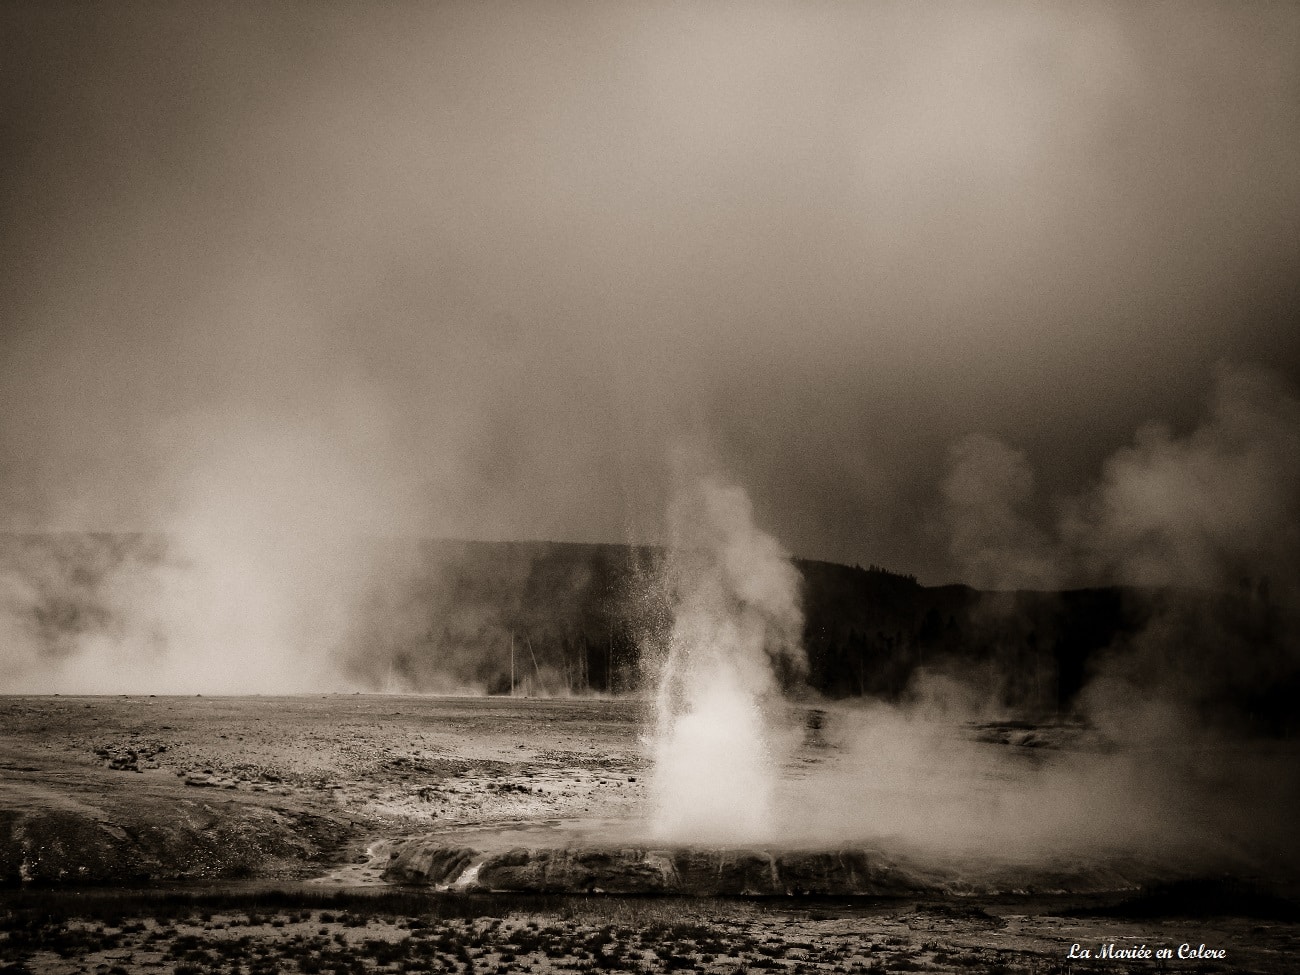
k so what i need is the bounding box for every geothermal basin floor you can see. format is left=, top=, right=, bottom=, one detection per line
left=0, top=695, right=1296, bottom=973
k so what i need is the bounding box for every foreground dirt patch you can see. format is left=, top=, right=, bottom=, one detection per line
left=2, top=890, right=1295, bottom=975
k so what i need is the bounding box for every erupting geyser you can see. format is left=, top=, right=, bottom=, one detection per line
left=649, top=477, right=805, bottom=844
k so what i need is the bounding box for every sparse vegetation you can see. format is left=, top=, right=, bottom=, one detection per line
left=12, top=889, right=1245, bottom=975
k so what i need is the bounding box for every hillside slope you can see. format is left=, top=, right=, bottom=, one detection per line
left=0, top=533, right=1292, bottom=728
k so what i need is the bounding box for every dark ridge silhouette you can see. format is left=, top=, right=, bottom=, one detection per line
left=0, top=533, right=1293, bottom=731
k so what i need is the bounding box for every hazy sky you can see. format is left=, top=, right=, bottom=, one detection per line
left=3, top=1, right=1298, bottom=583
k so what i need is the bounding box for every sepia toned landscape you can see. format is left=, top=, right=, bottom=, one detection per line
left=4, top=1, right=1300, bottom=972
left=1, top=691, right=1297, bottom=973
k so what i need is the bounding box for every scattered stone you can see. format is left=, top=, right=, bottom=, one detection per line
left=96, top=739, right=168, bottom=773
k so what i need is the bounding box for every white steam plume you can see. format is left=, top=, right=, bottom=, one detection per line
left=940, top=433, right=1061, bottom=591
left=1064, top=363, right=1300, bottom=592
left=942, top=363, right=1300, bottom=596
left=2, top=406, right=404, bottom=694
left=649, top=475, right=805, bottom=844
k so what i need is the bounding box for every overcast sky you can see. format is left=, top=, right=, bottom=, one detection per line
left=2, top=1, right=1298, bottom=584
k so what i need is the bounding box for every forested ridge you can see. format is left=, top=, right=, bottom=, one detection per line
left=2, top=533, right=1291, bottom=728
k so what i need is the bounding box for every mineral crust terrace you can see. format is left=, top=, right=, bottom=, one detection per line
left=381, top=840, right=1151, bottom=897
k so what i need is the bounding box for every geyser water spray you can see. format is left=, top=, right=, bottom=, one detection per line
left=649, top=477, right=805, bottom=844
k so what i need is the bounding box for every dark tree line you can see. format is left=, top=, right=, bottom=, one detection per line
left=3, top=533, right=1294, bottom=731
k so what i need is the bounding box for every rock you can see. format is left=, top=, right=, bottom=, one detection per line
left=0, top=802, right=352, bottom=885
left=383, top=843, right=932, bottom=896
left=669, top=849, right=778, bottom=895
left=477, top=848, right=677, bottom=894
left=383, top=841, right=478, bottom=886
left=776, top=850, right=921, bottom=896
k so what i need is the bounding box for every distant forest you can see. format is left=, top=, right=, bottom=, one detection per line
left=1, top=534, right=1293, bottom=731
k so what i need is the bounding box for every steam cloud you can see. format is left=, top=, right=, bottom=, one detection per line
left=0, top=4, right=1294, bottom=880
left=4, top=2, right=1298, bottom=589
left=649, top=475, right=804, bottom=844
left=876, top=362, right=1300, bottom=871
left=0, top=413, right=398, bottom=694
left=940, top=363, right=1300, bottom=720
left=640, top=364, right=1299, bottom=873
left=774, top=692, right=1298, bottom=878
left=943, top=363, right=1300, bottom=595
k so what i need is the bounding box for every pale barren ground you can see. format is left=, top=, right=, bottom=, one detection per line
left=0, top=696, right=650, bottom=884
left=0, top=696, right=1296, bottom=974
